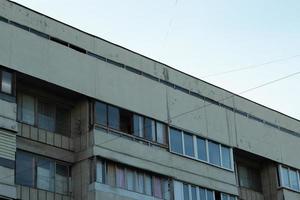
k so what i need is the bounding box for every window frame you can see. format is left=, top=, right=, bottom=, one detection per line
left=279, top=164, right=300, bottom=192
left=168, top=127, right=234, bottom=171
left=17, top=92, right=71, bottom=136
left=15, top=150, right=71, bottom=195
left=94, top=157, right=169, bottom=199
left=0, top=68, right=15, bottom=96
left=93, top=100, right=169, bottom=147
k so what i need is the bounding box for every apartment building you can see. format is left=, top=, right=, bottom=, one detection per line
left=0, top=0, right=299, bottom=199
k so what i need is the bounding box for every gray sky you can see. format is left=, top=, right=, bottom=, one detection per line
left=13, top=0, right=300, bottom=120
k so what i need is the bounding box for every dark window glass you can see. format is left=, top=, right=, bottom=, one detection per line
left=170, top=128, right=183, bottom=154
left=208, top=141, right=221, bottom=166
left=237, top=163, right=262, bottom=191
left=221, top=146, right=231, bottom=169
left=1, top=71, right=12, bottom=94
left=183, top=184, right=189, bottom=200
left=55, top=106, right=70, bottom=136
left=191, top=186, right=197, bottom=200
left=16, top=151, right=35, bottom=187
left=55, top=164, right=69, bottom=194
left=38, top=101, right=55, bottom=132
left=95, top=102, right=107, bottom=126
left=184, top=133, right=194, bottom=157
left=144, top=118, right=155, bottom=141
left=119, top=110, right=133, bottom=134
left=197, top=137, right=207, bottom=161
left=108, top=106, right=120, bottom=130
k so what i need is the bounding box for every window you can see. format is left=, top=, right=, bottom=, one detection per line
left=206, top=190, right=214, bottom=200
left=94, top=101, right=168, bottom=146
left=106, top=162, right=116, bottom=186
left=133, top=114, right=144, bottom=137
left=208, top=142, right=221, bottom=166
left=95, top=102, right=107, bottom=126
left=15, top=150, right=70, bottom=194
left=95, top=158, right=169, bottom=199
left=56, top=107, right=70, bottom=136
left=174, top=181, right=233, bottom=200
left=19, top=94, right=35, bottom=125
left=237, top=163, right=262, bottom=192
left=199, top=188, right=206, bottom=199
left=126, top=169, right=134, bottom=191
left=290, top=169, right=299, bottom=190
left=281, top=166, right=290, bottom=187
left=120, top=110, right=133, bottom=133
left=197, top=137, right=207, bottom=161
left=183, top=184, right=189, bottom=200
left=153, top=176, right=163, bottom=198
left=221, top=193, right=236, bottom=200
left=191, top=186, right=197, bottom=200
left=55, top=164, right=69, bottom=194
left=37, top=157, right=55, bottom=191
left=144, top=118, right=155, bottom=141
left=145, top=174, right=152, bottom=195
left=108, top=106, right=120, bottom=130
left=221, top=146, right=231, bottom=169
left=1, top=71, right=13, bottom=94
left=116, top=167, right=125, bottom=188
left=96, top=160, right=104, bottom=183
left=16, top=151, right=35, bottom=187
left=135, top=171, right=144, bottom=193
left=18, top=93, right=71, bottom=136
left=184, top=133, right=194, bottom=157
left=169, top=128, right=233, bottom=170
left=38, top=101, right=55, bottom=132
left=279, top=165, right=300, bottom=191
left=170, top=128, right=183, bottom=154
left=156, top=122, right=167, bottom=145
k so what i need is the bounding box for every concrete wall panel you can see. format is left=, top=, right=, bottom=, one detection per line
left=93, top=129, right=238, bottom=195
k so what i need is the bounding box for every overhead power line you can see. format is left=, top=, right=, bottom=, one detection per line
left=170, top=70, right=300, bottom=120
left=201, top=54, right=300, bottom=78
left=2, top=70, right=300, bottom=183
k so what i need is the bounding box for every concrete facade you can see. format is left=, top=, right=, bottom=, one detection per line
left=0, top=0, right=299, bottom=199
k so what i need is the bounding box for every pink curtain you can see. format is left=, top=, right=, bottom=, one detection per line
left=116, top=167, right=125, bottom=188
left=153, top=176, right=162, bottom=198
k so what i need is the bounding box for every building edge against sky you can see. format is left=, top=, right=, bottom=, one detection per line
left=0, top=0, right=300, bottom=199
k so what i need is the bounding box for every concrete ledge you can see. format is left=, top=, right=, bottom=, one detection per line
left=90, top=182, right=162, bottom=200
left=0, top=182, right=16, bottom=199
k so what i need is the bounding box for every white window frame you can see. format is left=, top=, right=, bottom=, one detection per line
left=279, top=164, right=300, bottom=192
left=168, top=127, right=234, bottom=172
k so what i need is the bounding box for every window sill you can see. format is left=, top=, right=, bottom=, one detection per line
left=170, top=150, right=235, bottom=172
left=278, top=186, right=300, bottom=194
left=94, top=124, right=169, bottom=149
left=90, top=182, right=164, bottom=200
